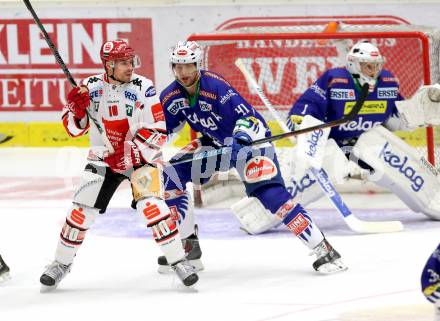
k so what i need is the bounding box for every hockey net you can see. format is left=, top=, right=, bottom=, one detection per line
left=187, top=22, right=440, bottom=206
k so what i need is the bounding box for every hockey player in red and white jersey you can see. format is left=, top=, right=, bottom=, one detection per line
left=39, top=40, right=198, bottom=291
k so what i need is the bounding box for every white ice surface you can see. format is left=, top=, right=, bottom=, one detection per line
left=0, top=148, right=438, bottom=321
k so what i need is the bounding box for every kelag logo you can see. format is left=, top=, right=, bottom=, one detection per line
left=0, top=18, right=153, bottom=111
left=305, top=129, right=323, bottom=157
left=379, top=142, right=424, bottom=192
left=287, top=174, right=316, bottom=199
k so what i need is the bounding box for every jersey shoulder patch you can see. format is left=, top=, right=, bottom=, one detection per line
left=160, top=83, right=184, bottom=106
left=202, top=70, right=231, bottom=87
left=83, top=74, right=103, bottom=88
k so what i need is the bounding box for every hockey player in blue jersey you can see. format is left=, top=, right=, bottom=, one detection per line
left=157, top=40, right=347, bottom=275
left=233, top=40, right=440, bottom=235
left=421, top=243, right=440, bottom=320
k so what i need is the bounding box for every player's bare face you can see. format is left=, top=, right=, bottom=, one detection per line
left=360, top=62, right=381, bottom=78
left=173, top=63, right=198, bottom=88
left=108, top=59, right=134, bottom=83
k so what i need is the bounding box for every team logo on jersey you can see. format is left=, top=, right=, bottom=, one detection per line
left=344, top=101, right=387, bottom=115
left=377, top=87, right=398, bottom=99
left=339, top=117, right=381, bottom=131
left=167, top=98, right=188, bottom=115
left=145, top=86, right=156, bottom=98
left=220, top=89, right=238, bottom=104
left=199, top=100, right=212, bottom=112
left=243, top=156, right=277, bottom=183
left=330, top=88, right=356, bottom=100
left=125, top=104, right=133, bottom=117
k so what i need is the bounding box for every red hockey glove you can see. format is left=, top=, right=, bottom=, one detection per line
left=104, top=141, right=143, bottom=173
left=66, top=86, right=90, bottom=119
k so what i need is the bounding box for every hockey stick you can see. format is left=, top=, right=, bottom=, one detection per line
left=247, top=81, right=368, bottom=146
left=168, top=65, right=367, bottom=167
left=235, top=58, right=403, bottom=234
left=0, top=134, right=13, bottom=144
left=22, top=0, right=114, bottom=154
left=166, top=99, right=367, bottom=166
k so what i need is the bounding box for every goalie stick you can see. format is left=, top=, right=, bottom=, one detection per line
left=235, top=58, right=403, bottom=234
left=23, top=0, right=115, bottom=154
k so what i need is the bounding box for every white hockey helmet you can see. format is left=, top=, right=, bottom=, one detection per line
left=170, top=41, right=202, bottom=70
left=346, top=41, right=384, bottom=90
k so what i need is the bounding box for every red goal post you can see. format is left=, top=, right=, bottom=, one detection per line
left=188, top=25, right=440, bottom=166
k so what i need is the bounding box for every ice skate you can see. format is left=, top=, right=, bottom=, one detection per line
left=0, top=255, right=10, bottom=283
left=158, top=226, right=203, bottom=274
left=312, top=239, right=347, bottom=274
left=171, top=259, right=199, bottom=287
left=40, top=261, right=72, bottom=292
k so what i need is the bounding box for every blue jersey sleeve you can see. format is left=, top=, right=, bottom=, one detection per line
left=288, top=70, right=331, bottom=122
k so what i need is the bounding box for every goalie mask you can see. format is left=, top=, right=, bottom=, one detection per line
left=346, top=41, right=384, bottom=91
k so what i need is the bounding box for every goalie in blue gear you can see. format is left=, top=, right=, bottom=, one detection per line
left=421, top=243, right=440, bottom=321
left=287, top=40, right=440, bottom=221
left=158, top=40, right=348, bottom=275
left=236, top=40, right=440, bottom=235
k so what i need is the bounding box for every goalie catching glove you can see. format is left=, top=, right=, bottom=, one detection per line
left=396, top=83, right=440, bottom=128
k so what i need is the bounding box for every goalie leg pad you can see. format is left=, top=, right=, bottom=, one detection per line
left=131, top=165, right=164, bottom=202
left=287, top=138, right=351, bottom=205
left=353, top=125, right=440, bottom=220
left=231, top=196, right=281, bottom=235
left=55, top=204, right=99, bottom=265
left=137, top=197, right=184, bottom=265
